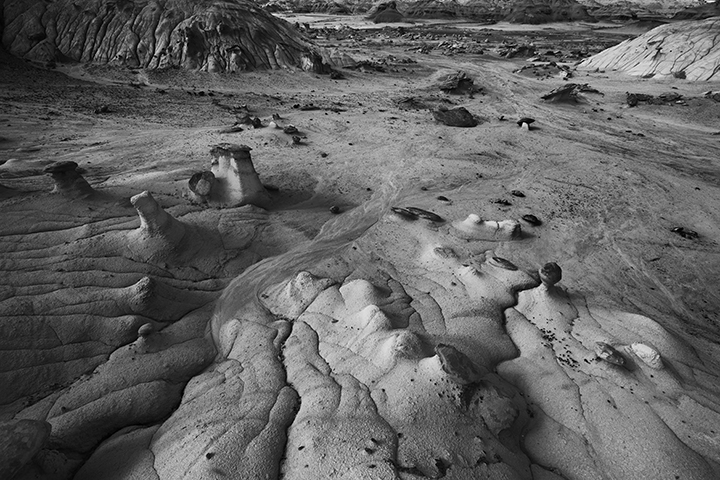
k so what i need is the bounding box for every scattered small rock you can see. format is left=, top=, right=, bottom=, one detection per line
left=391, top=207, right=418, bottom=220
left=539, top=262, right=561, bottom=286
left=488, top=256, right=518, bottom=271
left=595, top=342, right=625, bottom=366
left=521, top=214, right=542, bottom=226
left=405, top=207, right=443, bottom=222
left=94, top=105, right=110, bottom=114
left=510, top=190, right=525, bottom=197
left=330, top=205, right=341, bottom=214
left=218, top=125, right=243, bottom=134
left=671, top=226, right=698, bottom=239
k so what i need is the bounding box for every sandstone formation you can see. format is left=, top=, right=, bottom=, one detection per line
left=42, top=161, right=94, bottom=198
left=208, top=143, right=271, bottom=208
left=127, top=191, right=187, bottom=261
left=4, top=12, right=720, bottom=480
left=1, top=0, right=327, bottom=72
left=0, top=159, right=315, bottom=477
left=579, top=17, right=720, bottom=81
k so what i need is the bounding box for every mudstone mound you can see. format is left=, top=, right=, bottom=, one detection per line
left=503, top=0, right=594, bottom=23
left=2, top=0, right=327, bottom=72
left=366, top=1, right=406, bottom=22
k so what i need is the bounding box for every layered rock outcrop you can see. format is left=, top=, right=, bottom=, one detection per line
left=673, top=0, right=720, bottom=19
left=581, top=0, right=705, bottom=19
left=261, top=0, right=705, bottom=21
left=503, top=0, right=594, bottom=23
left=1, top=0, right=326, bottom=71
left=578, top=17, right=720, bottom=81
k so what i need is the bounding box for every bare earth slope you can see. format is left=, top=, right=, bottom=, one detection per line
left=579, top=17, right=720, bottom=80
left=1, top=0, right=325, bottom=71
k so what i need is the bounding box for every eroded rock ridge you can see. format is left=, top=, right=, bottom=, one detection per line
left=2, top=0, right=325, bottom=71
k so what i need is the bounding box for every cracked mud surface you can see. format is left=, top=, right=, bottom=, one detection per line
left=2, top=15, right=720, bottom=480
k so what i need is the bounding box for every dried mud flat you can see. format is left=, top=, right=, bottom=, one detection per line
left=2, top=16, right=720, bottom=480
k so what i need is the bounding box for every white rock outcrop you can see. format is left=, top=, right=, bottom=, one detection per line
left=579, top=17, right=720, bottom=81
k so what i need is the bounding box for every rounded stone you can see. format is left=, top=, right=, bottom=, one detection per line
left=539, top=262, right=562, bottom=286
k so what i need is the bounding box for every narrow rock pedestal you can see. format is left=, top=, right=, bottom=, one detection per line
left=43, top=161, right=94, bottom=198
left=209, top=144, right=270, bottom=208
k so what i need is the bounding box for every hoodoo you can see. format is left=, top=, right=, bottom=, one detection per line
left=209, top=144, right=271, bottom=208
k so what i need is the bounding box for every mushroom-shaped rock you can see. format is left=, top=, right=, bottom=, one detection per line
left=43, top=161, right=94, bottom=198
left=0, top=419, right=52, bottom=479
left=631, top=343, right=663, bottom=369
left=188, top=170, right=215, bottom=203
left=539, top=262, right=562, bottom=287
left=594, top=342, right=625, bottom=366
left=517, top=117, right=535, bottom=130
left=209, top=144, right=271, bottom=208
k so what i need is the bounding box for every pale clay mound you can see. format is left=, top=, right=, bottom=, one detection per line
left=579, top=17, right=720, bottom=81
left=1, top=0, right=326, bottom=72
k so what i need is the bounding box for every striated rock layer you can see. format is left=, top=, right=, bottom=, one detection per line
left=503, top=0, right=594, bottom=23
left=578, top=17, right=720, bottom=81
left=2, top=0, right=325, bottom=71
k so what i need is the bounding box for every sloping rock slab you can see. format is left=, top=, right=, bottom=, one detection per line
left=2, top=0, right=326, bottom=72
left=578, top=17, right=720, bottom=81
